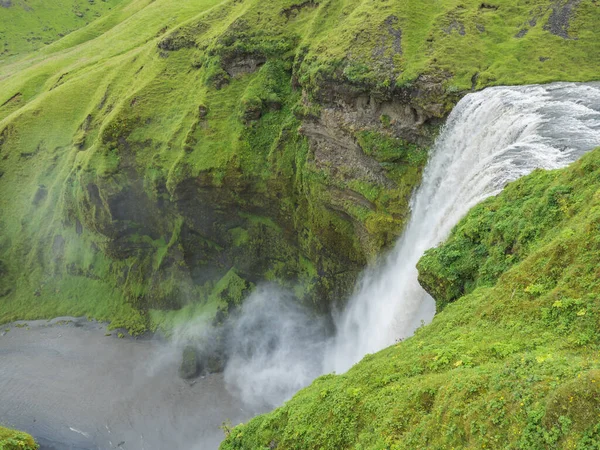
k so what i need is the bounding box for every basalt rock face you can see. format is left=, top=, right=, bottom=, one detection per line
left=303, top=73, right=449, bottom=145
left=294, top=76, right=445, bottom=261
left=0, top=0, right=598, bottom=331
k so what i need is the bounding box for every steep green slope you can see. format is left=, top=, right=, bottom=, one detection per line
left=417, top=150, right=600, bottom=310
left=0, top=0, right=598, bottom=332
left=0, top=426, right=38, bottom=450
left=221, top=148, right=600, bottom=449
left=0, top=0, right=128, bottom=60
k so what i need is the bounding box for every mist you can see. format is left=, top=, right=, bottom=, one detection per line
left=171, top=285, right=329, bottom=411
left=223, top=286, right=329, bottom=408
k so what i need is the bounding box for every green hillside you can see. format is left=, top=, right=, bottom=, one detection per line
left=221, top=146, right=600, bottom=449
left=0, top=0, right=127, bottom=60
left=0, top=0, right=598, bottom=335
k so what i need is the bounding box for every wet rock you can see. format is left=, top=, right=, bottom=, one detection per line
left=371, top=15, right=403, bottom=74
left=179, top=342, right=226, bottom=379
left=179, top=345, right=199, bottom=379
left=223, top=55, right=266, bottom=78
left=204, top=354, right=225, bottom=374
left=280, top=1, right=318, bottom=21
left=443, top=20, right=466, bottom=36
left=515, top=28, right=528, bottom=38
left=479, top=3, right=499, bottom=10
left=241, top=100, right=263, bottom=123
left=544, top=0, right=581, bottom=39
left=158, top=30, right=196, bottom=51
left=198, top=104, right=209, bottom=119
left=158, top=21, right=210, bottom=51
left=32, top=185, right=48, bottom=205
left=384, top=15, right=403, bottom=54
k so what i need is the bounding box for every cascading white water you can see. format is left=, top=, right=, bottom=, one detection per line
left=326, top=82, right=600, bottom=373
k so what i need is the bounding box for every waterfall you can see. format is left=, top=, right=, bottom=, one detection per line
left=326, top=82, right=600, bottom=373
left=8, top=83, right=600, bottom=450
left=218, top=82, right=600, bottom=409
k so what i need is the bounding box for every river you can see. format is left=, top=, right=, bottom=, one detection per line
left=0, top=317, right=256, bottom=450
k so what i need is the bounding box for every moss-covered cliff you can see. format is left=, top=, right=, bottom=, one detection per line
left=221, top=147, right=600, bottom=448
left=0, top=0, right=598, bottom=332
left=0, top=426, right=38, bottom=450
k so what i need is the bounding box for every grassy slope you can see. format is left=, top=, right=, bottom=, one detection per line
left=0, top=0, right=230, bottom=332
left=0, top=0, right=128, bottom=61
left=0, top=426, right=38, bottom=450
left=293, top=0, right=600, bottom=95
left=0, top=0, right=598, bottom=333
left=222, top=148, right=600, bottom=449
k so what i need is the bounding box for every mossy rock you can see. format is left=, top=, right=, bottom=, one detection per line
left=179, top=345, right=199, bottom=379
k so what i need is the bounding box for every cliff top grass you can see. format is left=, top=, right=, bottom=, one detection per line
left=0, top=426, right=38, bottom=450
left=0, top=0, right=127, bottom=61
left=221, top=147, right=600, bottom=449
left=0, top=0, right=599, bottom=332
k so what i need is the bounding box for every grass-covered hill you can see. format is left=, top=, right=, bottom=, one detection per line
left=0, top=0, right=598, bottom=333
left=0, top=0, right=127, bottom=60
left=0, top=425, right=38, bottom=450
left=221, top=146, right=600, bottom=449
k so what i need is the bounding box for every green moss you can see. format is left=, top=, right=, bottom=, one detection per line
left=0, top=426, right=38, bottom=450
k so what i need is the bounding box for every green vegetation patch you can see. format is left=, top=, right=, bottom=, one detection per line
left=0, top=426, right=38, bottom=450
left=296, top=0, right=600, bottom=97
left=0, top=0, right=128, bottom=60
left=222, top=147, right=600, bottom=449
left=418, top=146, right=600, bottom=310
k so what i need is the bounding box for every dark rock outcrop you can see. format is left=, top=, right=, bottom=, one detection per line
left=179, top=345, right=199, bottom=379
left=544, top=0, right=581, bottom=39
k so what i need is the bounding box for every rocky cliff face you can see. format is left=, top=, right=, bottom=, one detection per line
left=0, top=0, right=598, bottom=331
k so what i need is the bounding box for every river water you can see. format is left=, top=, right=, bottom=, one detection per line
left=0, top=317, right=255, bottom=450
